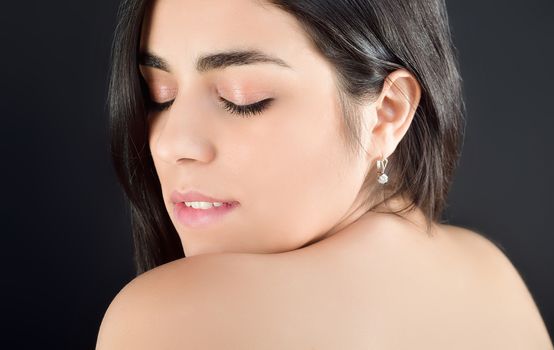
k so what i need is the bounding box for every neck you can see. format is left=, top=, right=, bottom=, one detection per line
left=298, top=193, right=431, bottom=250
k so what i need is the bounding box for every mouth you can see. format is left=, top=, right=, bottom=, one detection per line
left=173, top=200, right=240, bottom=228
left=170, top=189, right=240, bottom=228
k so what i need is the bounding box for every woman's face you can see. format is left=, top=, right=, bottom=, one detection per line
left=139, top=0, right=378, bottom=257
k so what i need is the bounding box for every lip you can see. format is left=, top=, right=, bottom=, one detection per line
left=171, top=190, right=240, bottom=229
left=170, top=190, right=237, bottom=204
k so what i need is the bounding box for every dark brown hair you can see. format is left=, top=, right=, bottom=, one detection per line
left=107, top=0, right=465, bottom=275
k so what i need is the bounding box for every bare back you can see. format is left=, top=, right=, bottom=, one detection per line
left=171, top=217, right=552, bottom=349
left=97, top=215, right=552, bottom=349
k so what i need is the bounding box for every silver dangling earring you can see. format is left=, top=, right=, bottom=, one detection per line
left=376, top=157, right=389, bottom=184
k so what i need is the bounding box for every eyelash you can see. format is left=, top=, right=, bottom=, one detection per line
left=146, top=96, right=273, bottom=117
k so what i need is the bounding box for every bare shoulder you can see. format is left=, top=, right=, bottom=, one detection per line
left=435, top=225, right=552, bottom=348
left=95, top=252, right=269, bottom=349
left=95, top=224, right=553, bottom=349
left=446, top=224, right=543, bottom=305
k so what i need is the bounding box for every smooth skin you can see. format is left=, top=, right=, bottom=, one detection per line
left=97, top=214, right=552, bottom=349
left=96, top=0, right=553, bottom=348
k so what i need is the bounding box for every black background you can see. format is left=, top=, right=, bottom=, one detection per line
left=1, top=1, right=552, bottom=348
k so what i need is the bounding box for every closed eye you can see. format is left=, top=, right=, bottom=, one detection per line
left=218, top=97, right=273, bottom=117
left=145, top=95, right=274, bottom=118
left=146, top=98, right=174, bottom=112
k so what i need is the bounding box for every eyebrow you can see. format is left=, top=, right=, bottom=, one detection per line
left=138, top=49, right=293, bottom=73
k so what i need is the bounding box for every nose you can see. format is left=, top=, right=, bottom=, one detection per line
left=150, top=95, right=216, bottom=165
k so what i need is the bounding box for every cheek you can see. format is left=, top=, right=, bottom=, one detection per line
left=233, top=94, right=360, bottom=246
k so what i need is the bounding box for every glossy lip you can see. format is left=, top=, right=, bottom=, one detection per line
left=170, top=190, right=237, bottom=204
left=170, top=189, right=240, bottom=229
left=172, top=196, right=240, bottom=229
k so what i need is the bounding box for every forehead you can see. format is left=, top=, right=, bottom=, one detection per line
left=140, top=0, right=314, bottom=70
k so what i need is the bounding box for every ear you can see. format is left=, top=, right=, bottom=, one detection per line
left=369, top=68, right=421, bottom=159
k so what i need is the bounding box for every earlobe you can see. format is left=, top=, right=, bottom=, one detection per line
left=371, top=69, right=421, bottom=157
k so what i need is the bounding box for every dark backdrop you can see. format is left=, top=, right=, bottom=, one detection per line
left=1, top=0, right=552, bottom=348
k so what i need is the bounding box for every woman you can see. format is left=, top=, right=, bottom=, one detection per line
left=96, top=0, right=553, bottom=348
